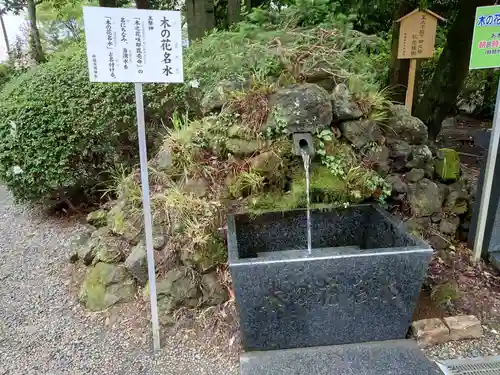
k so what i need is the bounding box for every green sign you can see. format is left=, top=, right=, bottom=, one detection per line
left=470, top=5, right=500, bottom=70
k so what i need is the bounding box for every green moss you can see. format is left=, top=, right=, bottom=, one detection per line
left=86, top=210, right=107, bottom=227
left=435, top=148, right=460, bottom=181
left=227, top=170, right=266, bottom=198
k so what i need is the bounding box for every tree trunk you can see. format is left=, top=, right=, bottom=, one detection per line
left=203, top=0, right=215, bottom=33
left=136, top=0, right=149, bottom=9
left=0, top=10, right=10, bottom=56
left=480, top=69, right=497, bottom=117
left=246, top=0, right=266, bottom=12
left=99, top=0, right=118, bottom=7
left=227, top=0, right=241, bottom=26
left=26, top=0, right=45, bottom=64
left=415, top=0, right=494, bottom=139
left=386, top=0, right=416, bottom=104
left=186, top=0, right=196, bottom=40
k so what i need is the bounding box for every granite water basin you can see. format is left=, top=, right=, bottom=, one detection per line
left=227, top=204, right=432, bottom=351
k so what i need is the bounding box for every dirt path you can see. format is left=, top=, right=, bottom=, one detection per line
left=0, top=186, right=238, bottom=375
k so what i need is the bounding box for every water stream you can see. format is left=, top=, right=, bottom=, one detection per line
left=300, top=148, right=312, bottom=255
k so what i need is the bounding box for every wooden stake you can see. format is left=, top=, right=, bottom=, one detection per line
left=405, top=58, right=417, bottom=114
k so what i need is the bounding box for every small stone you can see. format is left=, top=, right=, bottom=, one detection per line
left=386, top=174, right=407, bottom=194
left=331, top=83, right=363, bottom=121
left=201, top=79, right=249, bottom=114
left=124, top=242, right=148, bottom=285
left=406, top=145, right=433, bottom=169
left=412, top=318, right=450, bottom=347
left=249, top=151, right=283, bottom=173
left=183, top=178, right=208, bottom=198
left=408, top=178, right=443, bottom=217
left=86, top=210, right=107, bottom=227
left=443, top=315, right=483, bottom=341
left=152, top=233, right=166, bottom=251
left=406, top=168, right=425, bottom=183
left=340, top=119, right=384, bottom=149
left=69, top=252, right=79, bottom=263
left=226, top=138, right=267, bottom=156
left=439, top=216, right=460, bottom=235
left=431, top=213, right=442, bottom=223
left=429, top=235, right=448, bottom=250
left=201, top=271, right=229, bottom=306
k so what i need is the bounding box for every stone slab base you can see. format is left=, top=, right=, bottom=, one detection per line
left=240, top=339, right=443, bottom=375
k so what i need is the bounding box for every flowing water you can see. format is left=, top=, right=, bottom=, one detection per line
left=300, top=148, right=312, bottom=255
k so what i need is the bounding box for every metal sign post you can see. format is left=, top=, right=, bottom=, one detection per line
left=469, top=5, right=500, bottom=262
left=83, top=6, right=183, bottom=350
left=134, top=82, right=160, bottom=349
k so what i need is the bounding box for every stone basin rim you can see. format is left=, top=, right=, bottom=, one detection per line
left=229, top=246, right=433, bottom=266
left=227, top=204, right=431, bottom=265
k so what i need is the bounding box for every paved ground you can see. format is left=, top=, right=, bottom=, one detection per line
left=0, top=186, right=238, bottom=375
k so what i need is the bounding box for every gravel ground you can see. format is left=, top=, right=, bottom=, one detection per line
left=0, top=186, right=239, bottom=375
left=423, top=319, right=500, bottom=361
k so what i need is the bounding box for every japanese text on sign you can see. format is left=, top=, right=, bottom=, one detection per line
left=470, top=5, right=500, bottom=70
left=83, top=7, right=183, bottom=83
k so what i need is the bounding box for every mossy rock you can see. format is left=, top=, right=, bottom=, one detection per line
left=86, top=209, right=107, bottom=227
left=106, top=201, right=142, bottom=245
left=79, top=263, right=136, bottom=311
left=143, top=267, right=201, bottom=324
left=435, top=148, right=460, bottom=182
left=264, top=83, right=333, bottom=134
left=181, top=236, right=227, bottom=272
left=226, top=138, right=269, bottom=156
left=201, top=271, right=229, bottom=306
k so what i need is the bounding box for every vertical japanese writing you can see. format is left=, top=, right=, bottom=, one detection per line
left=105, top=17, right=113, bottom=49
left=135, top=18, right=143, bottom=74
left=109, top=51, right=116, bottom=78
left=417, top=14, right=426, bottom=54
left=148, top=15, right=154, bottom=31
left=160, top=16, right=173, bottom=76
left=92, top=54, right=98, bottom=79
left=120, top=17, right=127, bottom=43
left=401, top=32, right=407, bottom=57
left=411, top=33, right=418, bottom=57
left=120, top=17, right=129, bottom=71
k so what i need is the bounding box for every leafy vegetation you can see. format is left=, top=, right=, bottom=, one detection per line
left=0, top=43, right=168, bottom=203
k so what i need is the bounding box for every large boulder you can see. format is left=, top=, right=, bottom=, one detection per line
left=331, top=84, right=363, bottom=121
left=264, top=83, right=333, bottom=134
left=79, top=263, right=135, bottom=311
left=340, top=119, right=383, bottom=149
left=386, top=105, right=428, bottom=145
left=201, top=79, right=249, bottom=114
left=124, top=242, right=148, bottom=285
left=435, top=148, right=460, bottom=182
left=408, top=178, right=443, bottom=217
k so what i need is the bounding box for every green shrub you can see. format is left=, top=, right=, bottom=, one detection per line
left=0, top=43, right=168, bottom=203
left=0, top=63, right=14, bottom=89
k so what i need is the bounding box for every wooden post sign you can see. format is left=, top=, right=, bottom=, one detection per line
left=396, top=9, right=445, bottom=113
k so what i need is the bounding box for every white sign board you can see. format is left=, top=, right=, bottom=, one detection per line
left=83, top=6, right=183, bottom=83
